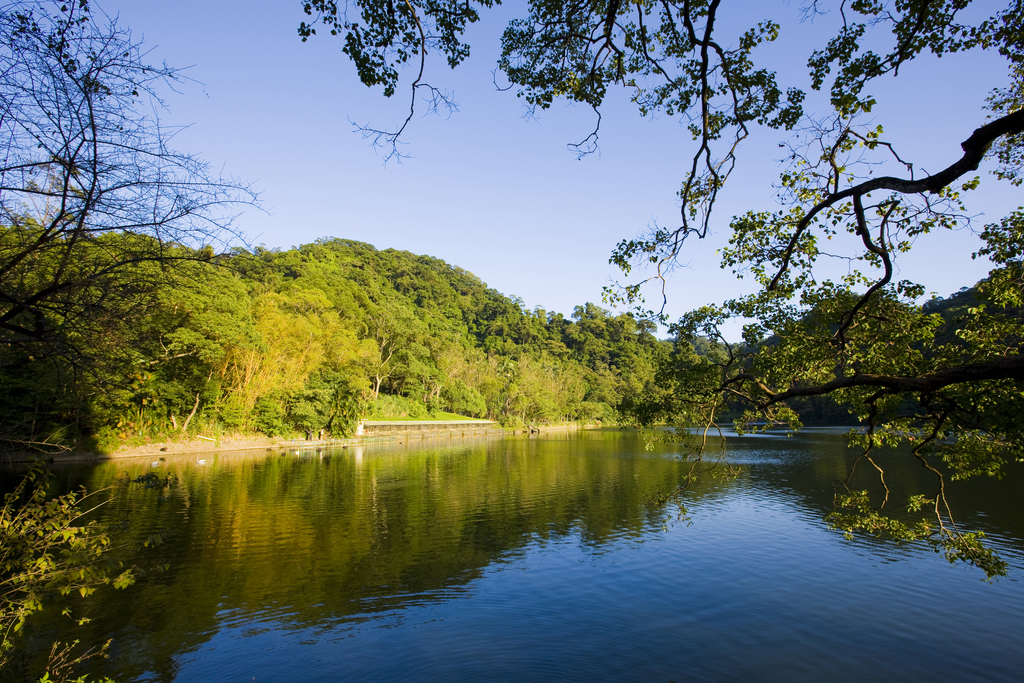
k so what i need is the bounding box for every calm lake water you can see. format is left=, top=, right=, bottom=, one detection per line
left=15, top=428, right=1024, bottom=681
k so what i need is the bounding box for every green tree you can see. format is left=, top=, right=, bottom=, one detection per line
left=302, top=0, right=1024, bottom=576
left=0, top=1, right=255, bottom=451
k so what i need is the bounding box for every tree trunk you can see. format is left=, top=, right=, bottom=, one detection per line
left=181, top=392, right=201, bottom=434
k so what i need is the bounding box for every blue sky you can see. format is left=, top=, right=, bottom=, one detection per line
left=103, top=0, right=1018, bottom=332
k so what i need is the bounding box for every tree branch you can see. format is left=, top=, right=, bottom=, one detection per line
left=769, top=108, right=1024, bottom=290
left=734, top=353, right=1024, bottom=406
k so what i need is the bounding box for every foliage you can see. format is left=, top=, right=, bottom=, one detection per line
left=0, top=465, right=133, bottom=678
left=643, top=2, right=1023, bottom=577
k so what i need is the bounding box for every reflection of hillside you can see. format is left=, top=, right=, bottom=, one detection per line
left=38, top=433, right=699, bottom=682
left=30, top=429, right=1023, bottom=681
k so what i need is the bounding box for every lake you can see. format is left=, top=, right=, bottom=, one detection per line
left=14, top=428, right=1024, bottom=681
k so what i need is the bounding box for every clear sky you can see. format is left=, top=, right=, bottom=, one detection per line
left=101, top=0, right=1018, bottom=333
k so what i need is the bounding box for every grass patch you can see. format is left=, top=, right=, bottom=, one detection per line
left=365, top=412, right=489, bottom=422
left=432, top=412, right=488, bottom=421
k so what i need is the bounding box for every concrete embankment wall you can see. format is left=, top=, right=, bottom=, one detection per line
left=361, top=420, right=505, bottom=438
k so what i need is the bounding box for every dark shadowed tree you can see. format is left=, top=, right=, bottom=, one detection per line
left=0, top=0, right=256, bottom=448
left=0, top=1, right=255, bottom=356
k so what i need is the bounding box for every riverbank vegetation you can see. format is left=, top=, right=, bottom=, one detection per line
left=0, top=235, right=671, bottom=454
left=0, top=0, right=670, bottom=455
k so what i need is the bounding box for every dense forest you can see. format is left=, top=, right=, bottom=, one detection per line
left=2, top=228, right=994, bottom=454
left=0, top=237, right=670, bottom=453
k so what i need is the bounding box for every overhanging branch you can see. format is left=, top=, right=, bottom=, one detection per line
left=769, top=109, right=1024, bottom=290
left=733, top=353, right=1024, bottom=406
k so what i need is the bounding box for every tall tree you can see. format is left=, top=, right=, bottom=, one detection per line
left=0, top=4, right=255, bottom=356
left=0, top=1, right=255, bottom=447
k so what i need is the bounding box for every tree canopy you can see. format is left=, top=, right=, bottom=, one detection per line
left=299, top=0, right=1024, bottom=576
left=0, top=0, right=256, bottom=445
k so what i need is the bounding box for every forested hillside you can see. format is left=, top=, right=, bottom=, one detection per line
left=0, top=238, right=669, bottom=453
left=631, top=281, right=1018, bottom=432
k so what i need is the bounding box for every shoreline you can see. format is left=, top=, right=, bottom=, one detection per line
left=1, top=422, right=601, bottom=465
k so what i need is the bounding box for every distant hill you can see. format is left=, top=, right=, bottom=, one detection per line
left=0, top=238, right=670, bottom=453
